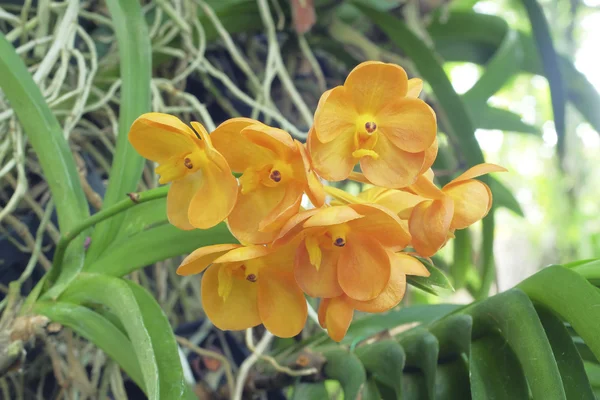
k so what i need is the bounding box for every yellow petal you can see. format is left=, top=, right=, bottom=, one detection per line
left=303, top=205, right=364, bottom=228
left=241, top=124, right=297, bottom=159
left=212, top=245, right=271, bottom=264
left=167, top=170, right=202, bottom=230
left=419, top=138, right=438, bottom=175
left=363, top=188, right=425, bottom=219
left=308, top=126, right=356, bottom=181
left=406, top=78, right=423, bottom=98
left=391, top=252, right=430, bottom=277
left=273, top=209, right=321, bottom=247
left=377, top=97, right=437, bottom=153
left=324, top=186, right=363, bottom=205
left=296, top=141, right=325, bottom=207
left=409, top=197, right=454, bottom=257
left=409, top=173, right=444, bottom=199
left=445, top=180, right=492, bottom=230
left=187, top=151, right=238, bottom=229
left=257, top=269, right=307, bottom=338
left=177, top=244, right=242, bottom=276
left=128, top=113, right=196, bottom=163
left=338, top=234, right=391, bottom=301
left=259, top=183, right=304, bottom=233
left=347, top=204, right=412, bottom=250
left=313, top=87, right=357, bottom=143
left=201, top=264, right=261, bottom=331
left=319, top=296, right=354, bottom=342
left=210, top=118, right=273, bottom=172
left=345, top=249, right=407, bottom=313
left=295, top=242, right=344, bottom=298
left=360, top=133, right=424, bottom=189
left=450, top=163, right=508, bottom=183
left=227, top=185, right=286, bottom=244
left=345, top=61, right=408, bottom=114
left=190, top=121, right=211, bottom=143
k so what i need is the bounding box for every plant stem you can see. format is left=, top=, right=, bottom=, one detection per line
left=51, top=186, right=169, bottom=272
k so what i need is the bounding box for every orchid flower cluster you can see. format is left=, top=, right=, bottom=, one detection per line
left=128, top=62, right=505, bottom=342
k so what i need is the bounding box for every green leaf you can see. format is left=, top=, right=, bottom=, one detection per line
left=518, top=266, right=600, bottom=362
left=399, top=329, right=439, bottom=400
left=59, top=273, right=164, bottom=400
left=570, top=259, right=600, bottom=286
left=452, top=230, right=473, bottom=290
left=408, top=258, right=455, bottom=295
left=34, top=301, right=145, bottom=391
left=361, top=378, right=383, bottom=400
left=489, top=177, right=524, bottom=217
left=477, top=211, right=495, bottom=299
left=113, top=198, right=169, bottom=242
left=470, top=334, right=529, bottom=399
left=435, top=358, right=472, bottom=399
left=0, top=33, right=89, bottom=297
left=87, top=0, right=152, bottom=262
left=123, top=280, right=187, bottom=399
left=536, top=306, right=595, bottom=400
left=463, top=29, right=523, bottom=115
left=355, top=340, right=405, bottom=398
left=476, top=106, right=540, bottom=135
left=322, top=349, right=366, bottom=400
left=291, top=382, right=329, bottom=400
left=86, top=222, right=236, bottom=276
left=464, top=289, right=566, bottom=399
left=429, top=314, right=472, bottom=361
left=344, top=304, right=460, bottom=344
left=521, top=0, right=566, bottom=157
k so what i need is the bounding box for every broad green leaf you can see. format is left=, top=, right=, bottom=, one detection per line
left=452, top=230, right=473, bottom=290
left=408, top=258, right=455, bottom=295
left=124, top=280, right=187, bottom=399
left=470, top=334, right=529, bottom=399
left=34, top=301, right=145, bottom=391
left=429, top=314, right=472, bottom=361
left=536, top=306, right=595, bottom=399
left=113, top=198, right=169, bottom=242
left=477, top=106, right=540, bottom=135
left=322, top=349, right=366, bottom=400
left=361, top=378, right=382, bottom=400
left=518, top=266, right=600, bottom=362
left=399, top=329, right=439, bottom=400
left=402, top=372, right=428, bottom=399
left=87, top=0, right=152, bottom=262
left=463, top=29, right=523, bottom=116
left=86, top=222, right=236, bottom=276
left=521, top=0, right=566, bottom=157
left=435, top=359, right=472, bottom=400
left=344, top=304, right=460, bottom=344
left=489, top=177, right=524, bottom=217
left=574, top=337, right=599, bottom=364
left=585, top=362, right=600, bottom=388
left=464, top=289, right=566, bottom=399
left=355, top=340, right=405, bottom=398
left=477, top=211, right=495, bottom=299
left=570, top=259, right=600, bottom=286
left=291, top=382, right=329, bottom=400
left=0, top=33, right=89, bottom=297
left=59, top=273, right=160, bottom=400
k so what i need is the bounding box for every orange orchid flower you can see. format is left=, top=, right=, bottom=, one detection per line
left=176, top=243, right=307, bottom=338
left=308, top=61, right=437, bottom=188
left=210, top=118, right=325, bottom=244
left=318, top=251, right=430, bottom=342
left=128, top=113, right=237, bottom=230
left=274, top=204, right=411, bottom=303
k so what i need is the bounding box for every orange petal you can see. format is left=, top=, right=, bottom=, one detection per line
left=303, top=205, right=364, bottom=228
left=345, top=249, right=408, bottom=313
left=294, top=243, right=344, bottom=298
left=360, top=133, right=424, bottom=189
left=406, top=78, right=423, bottom=98
left=177, top=244, right=242, bottom=276
left=212, top=245, right=271, bottom=264
left=450, top=163, right=508, bottom=183
left=201, top=264, right=261, bottom=331
left=259, top=184, right=304, bottom=233
left=391, top=252, right=430, bottom=277
left=444, top=180, right=492, bottom=230
left=377, top=97, right=437, bottom=153
left=308, top=126, right=356, bottom=181
left=297, top=141, right=325, bottom=207
left=362, top=188, right=425, bottom=219
left=419, top=138, right=438, bottom=175
left=273, top=209, right=321, bottom=247
left=258, top=268, right=307, bottom=338
left=241, top=124, right=297, bottom=159
left=167, top=170, right=202, bottom=230
left=128, top=113, right=196, bottom=163
left=347, top=204, right=411, bottom=250
left=210, top=118, right=273, bottom=172
left=338, top=235, right=391, bottom=301
left=344, top=61, right=408, bottom=114
left=409, top=174, right=444, bottom=199
left=227, top=185, right=286, bottom=244
left=409, top=197, right=454, bottom=257
left=187, top=151, right=238, bottom=229
left=319, top=296, right=354, bottom=342
left=313, top=87, right=357, bottom=143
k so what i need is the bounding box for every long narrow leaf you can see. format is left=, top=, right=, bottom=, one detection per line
left=86, top=0, right=152, bottom=262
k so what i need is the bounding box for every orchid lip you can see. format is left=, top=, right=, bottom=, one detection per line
left=184, top=157, right=193, bottom=169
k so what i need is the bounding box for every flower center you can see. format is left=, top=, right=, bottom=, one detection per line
left=364, top=121, right=377, bottom=134
left=352, top=116, right=380, bottom=160
left=239, top=160, right=294, bottom=194
left=304, top=224, right=350, bottom=270
left=155, top=149, right=206, bottom=184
